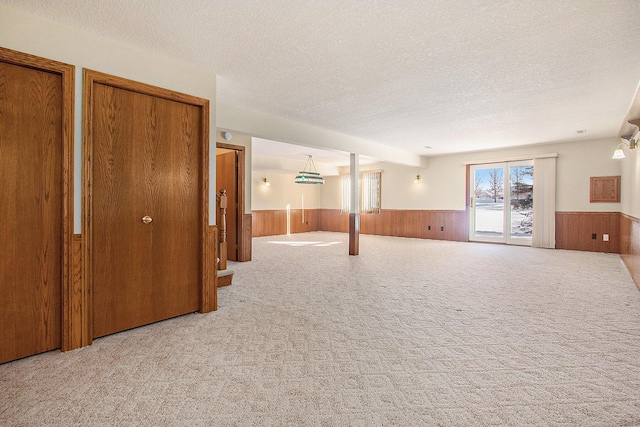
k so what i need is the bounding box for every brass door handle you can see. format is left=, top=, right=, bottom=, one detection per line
left=142, top=216, right=153, bottom=224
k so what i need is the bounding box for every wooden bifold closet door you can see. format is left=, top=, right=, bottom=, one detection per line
left=85, top=71, right=209, bottom=339
left=0, top=48, right=73, bottom=363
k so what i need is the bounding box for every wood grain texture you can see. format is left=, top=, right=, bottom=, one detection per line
left=252, top=209, right=469, bottom=242
left=216, top=151, right=238, bottom=260
left=252, top=210, right=289, bottom=237
left=319, top=209, right=349, bottom=233
left=217, top=190, right=228, bottom=271
left=349, top=213, right=360, bottom=255
left=590, top=176, right=621, bottom=203
left=291, top=209, right=319, bottom=234
left=555, top=212, right=620, bottom=253
left=216, top=143, right=248, bottom=262
left=70, top=235, right=83, bottom=349
left=84, top=69, right=209, bottom=339
left=218, top=274, right=233, bottom=287
left=202, top=226, right=218, bottom=312
left=241, top=214, right=253, bottom=261
left=0, top=51, right=72, bottom=363
left=620, top=214, right=640, bottom=291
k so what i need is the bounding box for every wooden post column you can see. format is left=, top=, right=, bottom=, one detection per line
left=349, top=153, right=360, bottom=255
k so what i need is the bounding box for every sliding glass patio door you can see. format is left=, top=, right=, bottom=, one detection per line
left=470, top=161, right=533, bottom=245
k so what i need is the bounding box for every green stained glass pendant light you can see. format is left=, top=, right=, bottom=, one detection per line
left=295, top=155, right=325, bottom=184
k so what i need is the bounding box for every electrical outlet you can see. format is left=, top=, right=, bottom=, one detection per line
left=428, top=225, right=431, bottom=230
left=440, top=226, right=444, bottom=231
left=603, top=234, right=609, bottom=242
left=592, top=233, right=597, bottom=240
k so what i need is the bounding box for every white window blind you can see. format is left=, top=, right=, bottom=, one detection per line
left=361, top=171, right=381, bottom=214
left=340, top=171, right=382, bottom=214
left=532, top=156, right=556, bottom=248
left=340, top=174, right=351, bottom=214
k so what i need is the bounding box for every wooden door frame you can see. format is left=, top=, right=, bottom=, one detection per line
left=82, top=69, right=211, bottom=345
left=0, top=47, right=75, bottom=351
left=216, top=142, right=249, bottom=261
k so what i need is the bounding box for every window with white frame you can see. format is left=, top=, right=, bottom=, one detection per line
left=340, top=171, right=382, bottom=214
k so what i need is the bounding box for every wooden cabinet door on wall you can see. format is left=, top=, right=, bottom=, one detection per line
left=0, top=49, right=73, bottom=363
left=85, top=71, right=208, bottom=339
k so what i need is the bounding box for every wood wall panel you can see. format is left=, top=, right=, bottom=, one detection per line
left=67, top=235, right=83, bottom=350
left=319, top=209, right=349, bottom=233
left=252, top=210, right=288, bottom=237
left=202, top=226, right=218, bottom=313
left=620, top=214, right=640, bottom=290
left=290, top=209, right=319, bottom=234
left=252, top=209, right=469, bottom=242
left=555, top=212, right=620, bottom=253
left=240, top=213, right=252, bottom=261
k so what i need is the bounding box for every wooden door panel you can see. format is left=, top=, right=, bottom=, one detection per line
left=92, top=85, right=200, bottom=338
left=216, top=151, right=238, bottom=260
left=0, top=61, right=62, bottom=363
left=151, top=100, right=200, bottom=319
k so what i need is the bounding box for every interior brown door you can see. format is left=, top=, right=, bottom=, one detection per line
left=216, top=150, right=238, bottom=261
left=0, top=61, right=63, bottom=363
left=91, top=82, right=201, bottom=338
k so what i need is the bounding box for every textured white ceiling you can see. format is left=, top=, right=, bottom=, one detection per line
left=252, top=137, right=376, bottom=171
left=5, top=0, right=640, bottom=155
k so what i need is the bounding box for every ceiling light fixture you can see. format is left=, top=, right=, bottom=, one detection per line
left=295, top=155, right=325, bottom=184
left=612, top=135, right=637, bottom=159
left=262, top=177, right=270, bottom=187
left=414, top=175, right=421, bottom=183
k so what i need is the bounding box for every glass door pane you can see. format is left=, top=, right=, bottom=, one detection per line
left=470, top=161, right=533, bottom=246
left=508, top=163, right=533, bottom=245
left=470, top=164, right=506, bottom=242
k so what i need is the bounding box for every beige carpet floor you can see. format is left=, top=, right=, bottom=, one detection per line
left=2, top=232, right=640, bottom=426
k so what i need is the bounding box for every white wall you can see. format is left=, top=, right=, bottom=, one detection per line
left=0, top=5, right=218, bottom=230
left=218, top=103, right=426, bottom=168
left=252, top=172, right=322, bottom=210
left=620, top=145, right=640, bottom=218
left=422, top=138, right=621, bottom=211
left=315, top=138, right=622, bottom=212
left=320, top=176, right=342, bottom=209
left=253, top=154, right=340, bottom=177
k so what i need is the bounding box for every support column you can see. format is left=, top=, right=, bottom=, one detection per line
left=349, top=153, right=360, bottom=255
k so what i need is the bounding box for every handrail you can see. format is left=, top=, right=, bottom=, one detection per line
left=218, top=189, right=228, bottom=271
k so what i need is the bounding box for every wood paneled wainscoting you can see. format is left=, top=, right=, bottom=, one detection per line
left=240, top=214, right=253, bottom=261
left=252, top=209, right=469, bottom=242
left=620, top=214, right=640, bottom=290
left=555, top=212, right=620, bottom=253
left=252, top=209, right=319, bottom=237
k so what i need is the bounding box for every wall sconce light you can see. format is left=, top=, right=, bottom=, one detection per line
left=414, top=175, right=421, bottom=183
left=262, top=177, right=270, bottom=187
left=612, top=135, right=637, bottom=159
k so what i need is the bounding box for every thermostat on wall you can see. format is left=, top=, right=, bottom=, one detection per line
left=222, top=131, right=232, bottom=141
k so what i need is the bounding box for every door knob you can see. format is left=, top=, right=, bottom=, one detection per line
left=142, top=216, right=153, bottom=224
